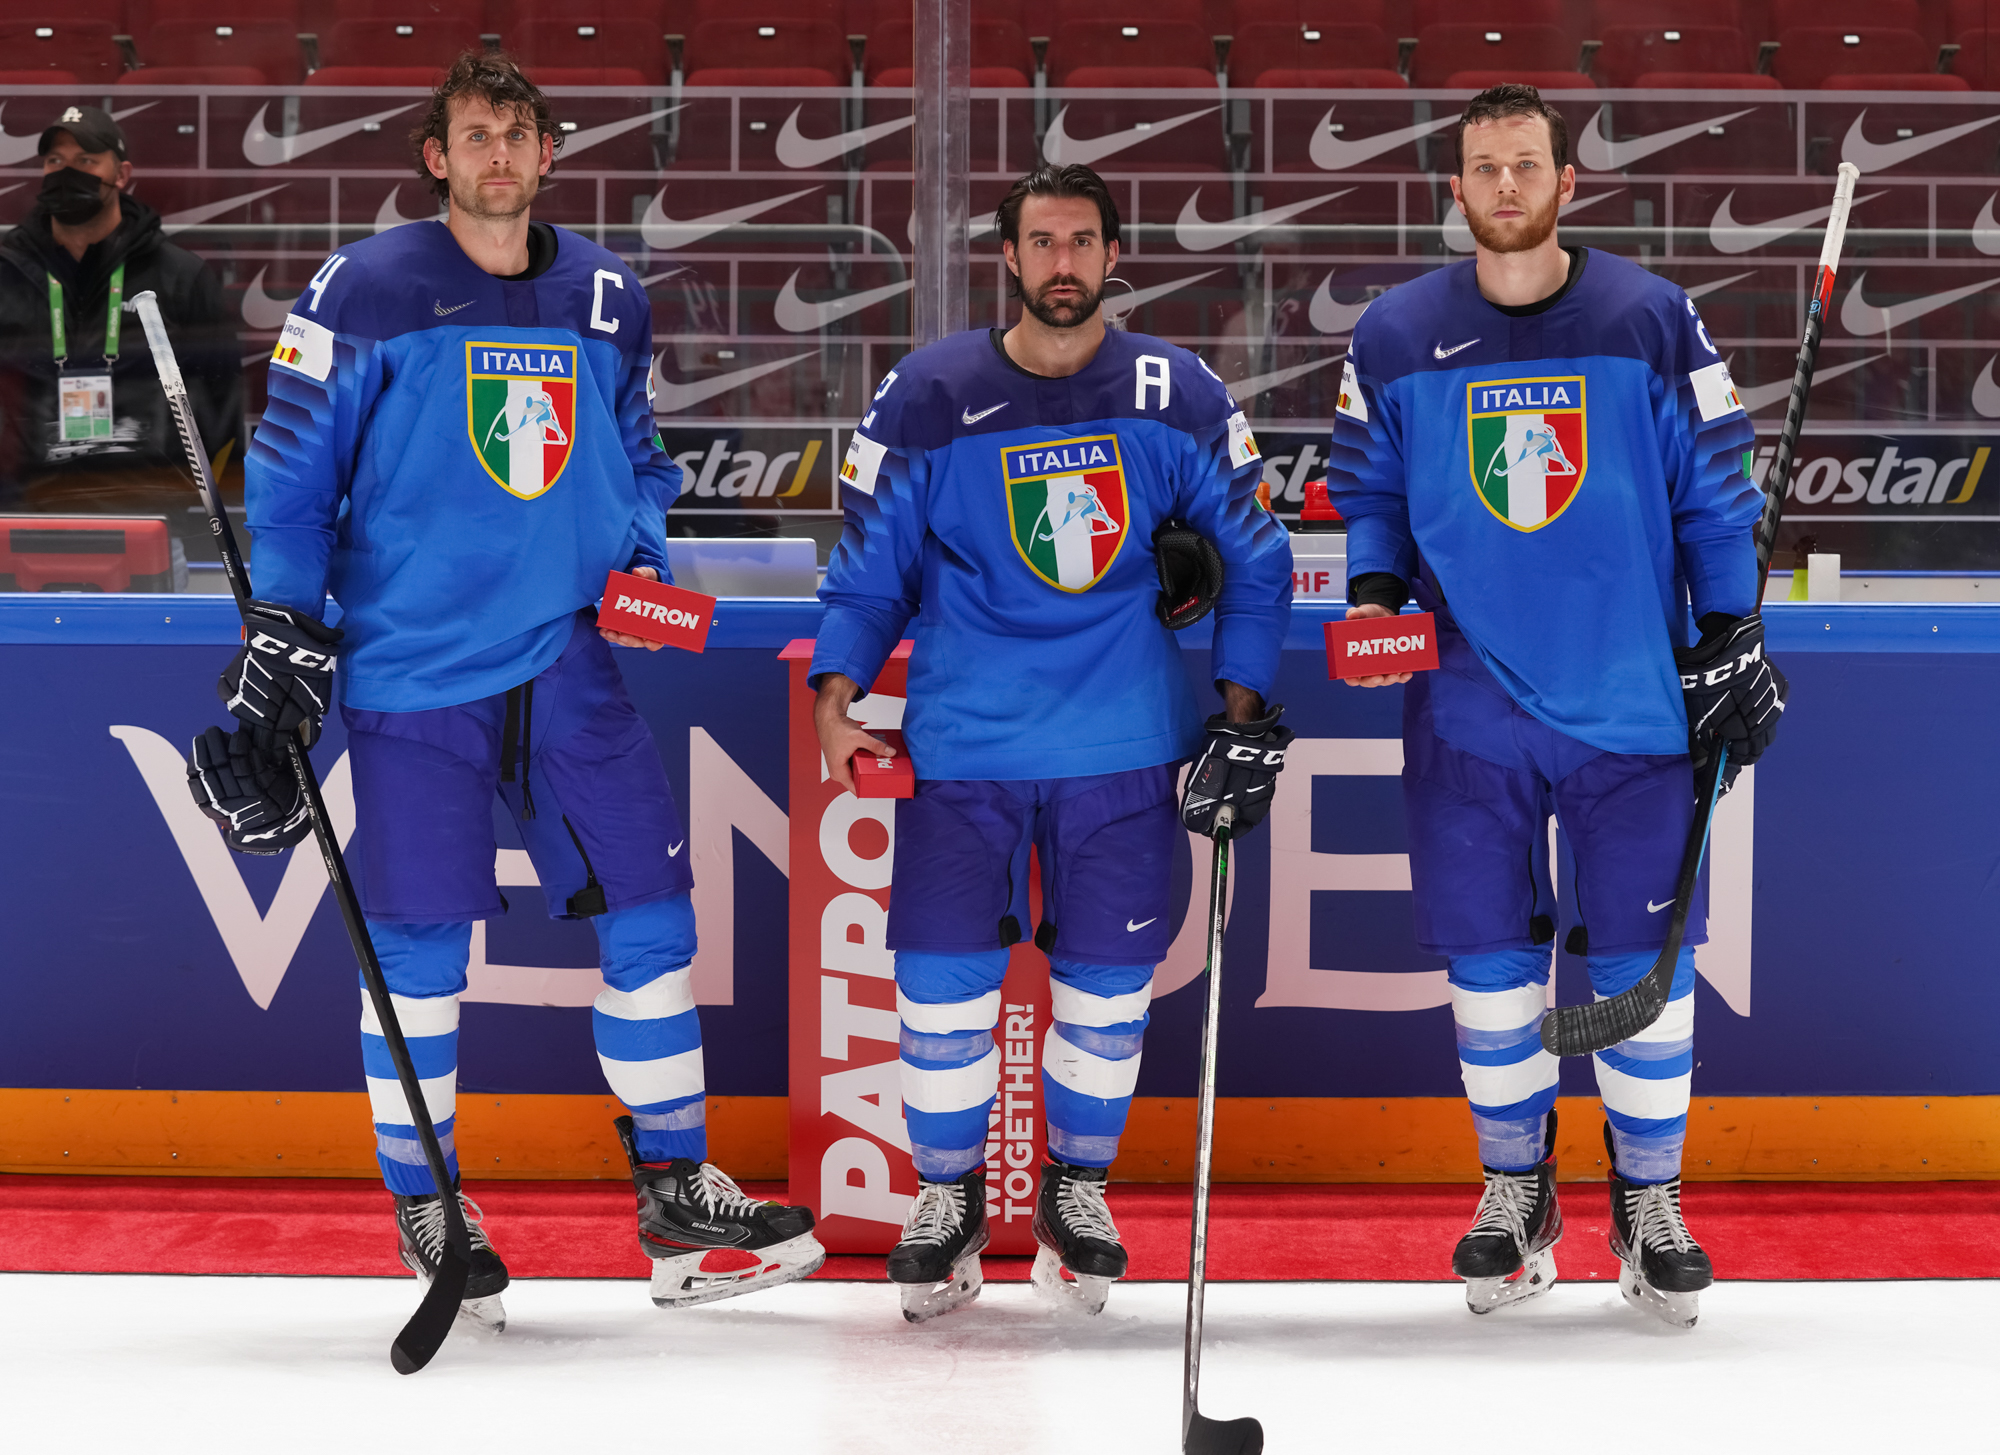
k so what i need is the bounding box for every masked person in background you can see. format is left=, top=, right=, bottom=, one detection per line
left=0, top=105, right=240, bottom=532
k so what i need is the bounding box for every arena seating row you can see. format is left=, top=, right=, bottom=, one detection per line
left=0, top=1, right=1994, bottom=91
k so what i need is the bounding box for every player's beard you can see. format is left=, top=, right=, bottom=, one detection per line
left=1021, top=272, right=1103, bottom=329
left=1464, top=188, right=1560, bottom=254
left=447, top=166, right=539, bottom=223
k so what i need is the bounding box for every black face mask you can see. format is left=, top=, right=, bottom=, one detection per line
left=39, top=166, right=112, bottom=228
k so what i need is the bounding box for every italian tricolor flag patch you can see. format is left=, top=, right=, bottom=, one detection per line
left=1468, top=376, right=1587, bottom=532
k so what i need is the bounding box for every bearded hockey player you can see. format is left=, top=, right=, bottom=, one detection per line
left=215, top=52, right=821, bottom=1328
left=1328, top=85, right=1784, bottom=1328
left=810, top=163, right=1293, bottom=1321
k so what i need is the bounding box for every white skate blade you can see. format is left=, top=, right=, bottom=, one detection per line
left=1462, top=1245, right=1559, bottom=1315
left=403, top=1254, right=507, bottom=1333
left=647, top=1230, right=827, bottom=1309
left=898, top=1252, right=984, bottom=1323
left=1029, top=1245, right=1115, bottom=1316
left=1618, top=1262, right=1701, bottom=1328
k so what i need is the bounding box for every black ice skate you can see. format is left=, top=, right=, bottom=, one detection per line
left=394, top=1182, right=510, bottom=1332
left=1029, top=1160, right=1126, bottom=1315
left=887, top=1168, right=990, bottom=1323
left=1453, top=1110, right=1563, bottom=1314
left=1606, top=1123, right=1713, bottom=1328
left=615, top=1115, right=825, bottom=1308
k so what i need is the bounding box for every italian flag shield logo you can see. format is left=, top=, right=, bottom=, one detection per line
left=467, top=342, right=578, bottom=499
left=1001, top=434, right=1131, bottom=591
left=1467, top=375, right=1587, bottom=531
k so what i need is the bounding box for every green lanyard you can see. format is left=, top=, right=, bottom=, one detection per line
left=48, top=262, right=124, bottom=370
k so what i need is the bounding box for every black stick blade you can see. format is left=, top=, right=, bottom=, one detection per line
left=1539, top=974, right=1669, bottom=1059
left=389, top=1244, right=471, bottom=1375
left=1186, top=1412, right=1264, bottom=1455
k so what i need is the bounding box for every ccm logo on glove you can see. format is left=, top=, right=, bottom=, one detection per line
left=246, top=631, right=334, bottom=671
left=597, top=569, right=717, bottom=652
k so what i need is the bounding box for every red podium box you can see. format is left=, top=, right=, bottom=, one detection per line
left=596, top=569, right=716, bottom=652
left=852, top=729, right=915, bottom=798
left=1325, top=611, right=1440, bottom=680
left=782, top=640, right=1051, bottom=1255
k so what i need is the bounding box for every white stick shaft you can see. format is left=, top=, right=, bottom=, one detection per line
left=1819, top=162, right=1861, bottom=272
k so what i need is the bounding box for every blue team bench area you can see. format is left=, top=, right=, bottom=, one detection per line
left=2, top=595, right=1997, bottom=1179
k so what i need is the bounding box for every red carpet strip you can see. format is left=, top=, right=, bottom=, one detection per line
left=3, top=1176, right=1994, bottom=1282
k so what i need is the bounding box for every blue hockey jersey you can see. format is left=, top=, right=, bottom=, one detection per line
left=1327, top=249, right=1760, bottom=756
left=811, top=327, right=1293, bottom=781
left=245, top=220, right=678, bottom=712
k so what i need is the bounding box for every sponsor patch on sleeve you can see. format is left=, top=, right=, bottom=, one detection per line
left=1226, top=410, right=1260, bottom=468
left=270, top=314, right=334, bottom=382
left=1335, top=359, right=1369, bottom=423
left=1690, top=360, right=1744, bottom=421
left=839, top=432, right=888, bottom=495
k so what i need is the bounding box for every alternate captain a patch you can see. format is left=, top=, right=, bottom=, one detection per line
left=1467, top=376, right=1587, bottom=532
left=467, top=342, right=578, bottom=499
left=1001, top=434, right=1130, bottom=592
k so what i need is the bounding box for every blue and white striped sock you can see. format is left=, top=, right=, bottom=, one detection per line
left=1591, top=945, right=1696, bottom=1185
left=896, top=949, right=1006, bottom=1181
left=1448, top=947, right=1559, bottom=1171
left=591, top=893, right=706, bottom=1164
left=359, top=920, right=472, bottom=1196
left=1041, top=960, right=1154, bottom=1169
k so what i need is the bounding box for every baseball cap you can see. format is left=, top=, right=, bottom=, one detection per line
left=39, top=105, right=127, bottom=160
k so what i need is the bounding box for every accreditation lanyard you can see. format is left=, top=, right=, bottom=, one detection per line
left=48, top=261, right=124, bottom=369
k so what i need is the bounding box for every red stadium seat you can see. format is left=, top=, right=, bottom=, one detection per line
left=306, top=67, right=445, bottom=85
left=1634, top=69, right=1780, bottom=84
left=513, top=19, right=673, bottom=85
left=0, top=19, right=124, bottom=87
left=1446, top=69, right=1596, bottom=87
left=1252, top=68, right=1411, bottom=86
left=116, top=63, right=270, bottom=84
left=130, top=2, right=307, bottom=85
left=0, top=70, right=82, bottom=86
left=1819, top=72, right=1971, bottom=87
left=1946, top=29, right=2000, bottom=87
left=1229, top=22, right=1403, bottom=86
left=1234, top=0, right=1391, bottom=22
left=1588, top=0, right=1744, bottom=25
left=1769, top=0, right=1922, bottom=28
left=1593, top=26, right=1754, bottom=85
left=1947, top=0, right=1997, bottom=39
left=1060, top=65, right=1218, bottom=87
left=1413, top=0, right=1565, bottom=28
left=862, top=12, right=1036, bottom=86
left=683, top=19, right=852, bottom=85
left=1410, top=24, right=1580, bottom=87
left=1769, top=28, right=1942, bottom=87
left=1048, top=14, right=1217, bottom=85
left=314, top=2, right=485, bottom=75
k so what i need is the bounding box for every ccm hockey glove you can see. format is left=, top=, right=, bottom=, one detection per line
left=188, top=725, right=312, bottom=855
left=1675, top=613, right=1786, bottom=780
left=1181, top=705, right=1294, bottom=839
left=219, top=600, right=342, bottom=745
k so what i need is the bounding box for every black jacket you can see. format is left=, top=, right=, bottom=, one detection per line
left=0, top=191, right=242, bottom=503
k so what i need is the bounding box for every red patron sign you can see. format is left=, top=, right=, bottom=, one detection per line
left=1325, top=611, right=1440, bottom=680
left=597, top=569, right=716, bottom=652
left=851, top=729, right=915, bottom=798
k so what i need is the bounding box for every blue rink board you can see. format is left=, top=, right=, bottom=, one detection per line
left=2, top=597, right=1997, bottom=1099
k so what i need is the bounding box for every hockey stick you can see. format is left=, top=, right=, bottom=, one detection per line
left=1540, top=161, right=1860, bottom=1060
left=1184, top=807, right=1262, bottom=1455
left=132, top=292, right=471, bottom=1374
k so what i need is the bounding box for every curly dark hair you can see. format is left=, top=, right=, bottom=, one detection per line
left=1456, top=83, right=1570, bottom=174
left=412, top=49, right=561, bottom=201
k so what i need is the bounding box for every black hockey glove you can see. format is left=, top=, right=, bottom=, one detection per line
left=1154, top=519, right=1224, bottom=630
left=1675, top=613, right=1787, bottom=784
left=218, top=600, right=342, bottom=746
left=187, top=725, right=312, bottom=855
left=1181, top=705, right=1293, bottom=839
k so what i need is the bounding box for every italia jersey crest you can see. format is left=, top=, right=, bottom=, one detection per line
left=1468, top=376, right=1587, bottom=531
left=467, top=342, right=578, bottom=499
left=1001, top=435, right=1130, bottom=591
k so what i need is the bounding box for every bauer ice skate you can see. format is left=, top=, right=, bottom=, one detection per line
left=887, top=1168, right=990, bottom=1323
left=614, top=1115, right=825, bottom=1308
left=1029, top=1160, right=1126, bottom=1315
left=1453, top=1111, right=1563, bottom=1314
left=1606, top=1123, right=1712, bottom=1328
left=394, top=1183, right=510, bottom=1332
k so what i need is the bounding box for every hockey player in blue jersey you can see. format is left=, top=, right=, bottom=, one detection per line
left=204, top=53, right=822, bottom=1329
left=1328, top=86, right=1784, bottom=1328
left=809, top=164, right=1293, bottom=1321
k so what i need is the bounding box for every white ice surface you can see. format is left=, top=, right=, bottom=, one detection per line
left=3, top=1274, right=1988, bottom=1453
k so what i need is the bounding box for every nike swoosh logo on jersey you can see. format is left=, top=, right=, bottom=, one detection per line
left=1042, top=104, right=1220, bottom=167
left=1106, top=269, right=1224, bottom=325
left=1840, top=272, right=2000, bottom=337
left=434, top=298, right=475, bottom=317
left=1707, top=190, right=1884, bottom=255
left=669, top=842, right=684, bottom=856
left=772, top=271, right=915, bottom=332
left=1734, top=353, right=1881, bottom=413
left=641, top=184, right=820, bottom=250
left=1433, top=338, right=1479, bottom=359
left=962, top=402, right=1008, bottom=425
left=1841, top=109, right=2000, bottom=172
left=1308, top=110, right=1454, bottom=171
left=774, top=106, right=914, bottom=168
left=0, top=99, right=153, bottom=165
left=652, top=351, right=817, bottom=412
left=1127, top=918, right=1157, bottom=932
left=1575, top=106, right=1755, bottom=173
left=558, top=104, right=686, bottom=159
left=1646, top=899, right=1673, bottom=913
left=241, top=102, right=418, bottom=166
left=1176, top=187, right=1353, bottom=251
left=161, top=185, right=288, bottom=236
left=373, top=184, right=446, bottom=234
left=239, top=267, right=300, bottom=330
